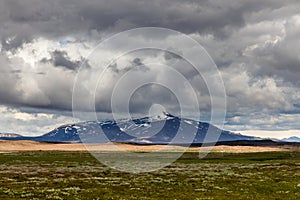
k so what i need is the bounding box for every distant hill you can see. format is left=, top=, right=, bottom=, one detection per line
left=0, top=133, right=22, bottom=138
left=0, top=112, right=260, bottom=144
left=282, top=136, right=300, bottom=143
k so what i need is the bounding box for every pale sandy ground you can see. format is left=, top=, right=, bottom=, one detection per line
left=0, top=140, right=299, bottom=153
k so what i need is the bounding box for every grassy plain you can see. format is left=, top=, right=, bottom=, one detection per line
left=0, top=151, right=299, bottom=199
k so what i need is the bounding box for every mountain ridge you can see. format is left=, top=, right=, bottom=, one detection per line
left=281, top=136, right=300, bottom=143
left=1, top=113, right=293, bottom=144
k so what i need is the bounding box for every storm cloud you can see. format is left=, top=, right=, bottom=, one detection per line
left=41, top=50, right=83, bottom=71
left=0, top=0, right=299, bottom=136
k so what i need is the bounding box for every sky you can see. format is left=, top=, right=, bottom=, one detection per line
left=0, top=0, right=300, bottom=139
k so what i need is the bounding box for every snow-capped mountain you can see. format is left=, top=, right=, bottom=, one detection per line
left=282, top=136, right=300, bottom=143
left=0, top=133, right=22, bottom=138
left=0, top=112, right=258, bottom=144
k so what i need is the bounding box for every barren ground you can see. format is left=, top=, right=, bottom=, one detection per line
left=0, top=140, right=298, bottom=152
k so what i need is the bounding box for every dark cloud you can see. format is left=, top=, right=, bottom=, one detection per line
left=10, top=69, right=22, bottom=74
left=0, top=0, right=299, bottom=135
left=0, top=55, right=23, bottom=105
left=107, top=63, right=119, bottom=73
left=49, top=50, right=82, bottom=71
left=164, top=51, right=182, bottom=61
left=108, top=57, right=149, bottom=74
left=0, top=0, right=290, bottom=50
left=126, top=58, right=149, bottom=72
left=248, top=38, right=300, bottom=85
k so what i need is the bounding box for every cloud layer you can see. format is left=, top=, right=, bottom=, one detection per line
left=0, top=0, right=299, bottom=137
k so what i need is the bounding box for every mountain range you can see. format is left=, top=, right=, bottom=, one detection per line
left=0, top=112, right=298, bottom=144
left=281, top=136, right=300, bottom=143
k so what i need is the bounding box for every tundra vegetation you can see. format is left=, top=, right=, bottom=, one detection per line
left=0, top=151, right=299, bottom=199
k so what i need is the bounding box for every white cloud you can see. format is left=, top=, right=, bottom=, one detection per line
left=240, top=130, right=300, bottom=139
left=0, top=105, right=79, bottom=136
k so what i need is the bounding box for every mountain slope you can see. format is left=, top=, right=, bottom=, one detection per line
left=0, top=133, right=22, bottom=138
left=0, top=112, right=258, bottom=144
left=282, top=136, right=300, bottom=143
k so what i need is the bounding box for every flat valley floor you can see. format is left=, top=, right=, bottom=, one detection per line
left=1, top=140, right=299, bottom=153
left=0, top=141, right=299, bottom=199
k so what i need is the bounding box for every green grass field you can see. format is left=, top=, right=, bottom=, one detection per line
left=0, top=151, right=299, bottom=199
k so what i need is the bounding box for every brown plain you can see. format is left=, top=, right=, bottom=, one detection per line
left=0, top=140, right=299, bottom=153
